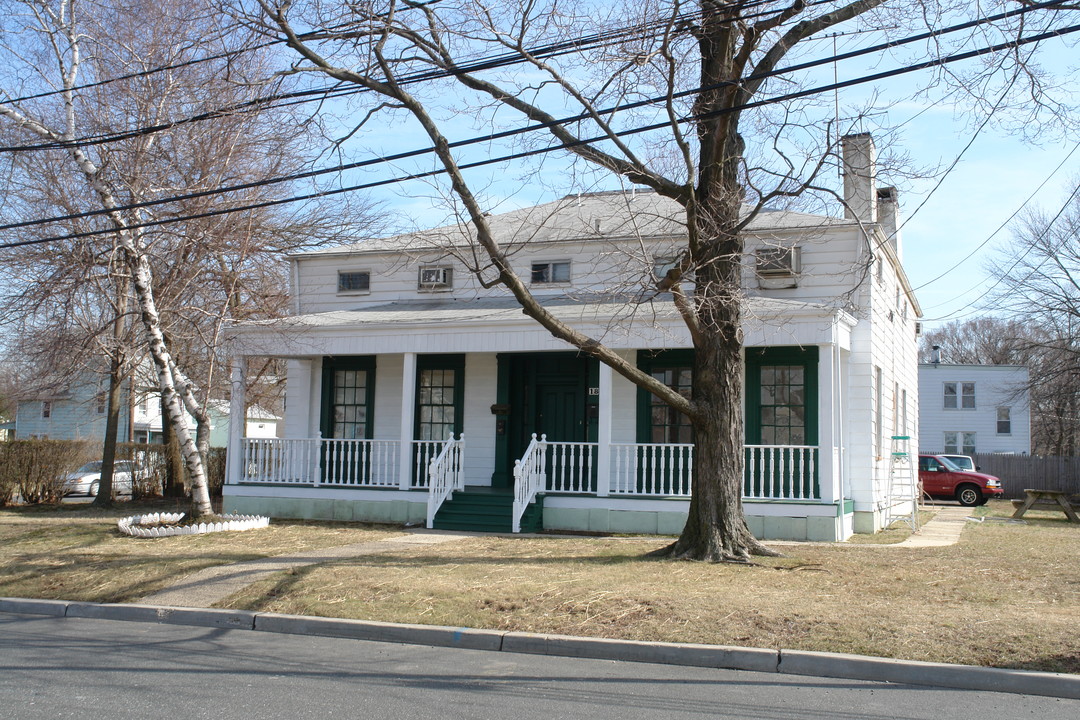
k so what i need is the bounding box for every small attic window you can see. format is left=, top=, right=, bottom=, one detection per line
left=531, top=261, right=571, bottom=284
left=338, top=271, right=370, bottom=294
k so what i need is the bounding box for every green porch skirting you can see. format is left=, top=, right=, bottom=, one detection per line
left=223, top=487, right=853, bottom=542
left=541, top=497, right=850, bottom=542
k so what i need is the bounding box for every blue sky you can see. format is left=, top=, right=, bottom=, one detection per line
left=323, top=10, right=1079, bottom=334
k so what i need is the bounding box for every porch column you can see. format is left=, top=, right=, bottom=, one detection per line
left=399, top=353, right=417, bottom=491
left=226, top=357, right=247, bottom=486
left=596, top=361, right=612, bottom=497
left=817, top=344, right=839, bottom=504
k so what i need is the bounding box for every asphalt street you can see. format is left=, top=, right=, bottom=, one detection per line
left=2, top=613, right=1077, bottom=720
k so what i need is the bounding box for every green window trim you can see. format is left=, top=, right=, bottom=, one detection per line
left=635, top=349, right=695, bottom=444
left=320, top=356, right=376, bottom=440
left=415, top=354, right=466, bottom=441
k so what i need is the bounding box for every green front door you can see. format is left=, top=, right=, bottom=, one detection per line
left=493, top=353, right=591, bottom=489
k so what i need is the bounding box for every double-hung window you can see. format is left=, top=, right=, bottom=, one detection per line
left=943, top=381, right=975, bottom=410
left=944, top=431, right=976, bottom=455
left=997, top=407, right=1012, bottom=435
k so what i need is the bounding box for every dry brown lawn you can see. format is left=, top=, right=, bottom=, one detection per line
left=0, top=500, right=401, bottom=603
left=2, top=499, right=1077, bottom=674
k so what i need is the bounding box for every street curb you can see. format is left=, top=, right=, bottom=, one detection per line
left=778, top=649, right=1080, bottom=699
left=2, top=597, right=1078, bottom=700
left=501, top=631, right=778, bottom=673
left=254, top=612, right=504, bottom=651
left=65, top=601, right=258, bottom=630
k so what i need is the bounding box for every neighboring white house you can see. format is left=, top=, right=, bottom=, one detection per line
left=225, top=133, right=922, bottom=541
left=918, top=363, right=1031, bottom=456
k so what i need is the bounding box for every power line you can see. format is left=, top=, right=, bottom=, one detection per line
left=920, top=176, right=1080, bottom=322
left=6, top=18, right=1079, bottom=253
left=1, top=0, right=1060, bottom=154
left=913, top=141, right=1080, bottom=295
left=0, top=0, right=450, bottom=109
left=2, top=1, right=1071, bottom=237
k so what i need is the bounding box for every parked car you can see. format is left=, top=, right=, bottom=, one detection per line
left=941, top=454, right=978, bottom=472
left=918, top=454, right=1004, bottom=506
left=63, top=461, right=136, bottom=497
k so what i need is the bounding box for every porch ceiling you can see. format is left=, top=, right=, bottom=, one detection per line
left=229, top=295, right=854, bottom=357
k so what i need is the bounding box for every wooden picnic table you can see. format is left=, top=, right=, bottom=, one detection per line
left=1010, top=489, right=1080, bottom=523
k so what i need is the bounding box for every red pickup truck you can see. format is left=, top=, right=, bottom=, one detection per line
left=918, top=454, right=1004, bottom=506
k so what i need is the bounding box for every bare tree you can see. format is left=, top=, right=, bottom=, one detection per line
left=0, top=0, right=376, bottom=516
left=233, top=0, right=1074, bottom=560
left=984, top=183, right=1080, bottom=454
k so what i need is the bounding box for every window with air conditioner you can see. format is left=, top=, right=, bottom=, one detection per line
left=418, top=266, right=453, bottom=291
left=755, top=246, right=800, bottom=289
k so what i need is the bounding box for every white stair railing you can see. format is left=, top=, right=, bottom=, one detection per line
left=512, top=433, right=547, bottom=533
left=426, top=434, right=465, bottom=528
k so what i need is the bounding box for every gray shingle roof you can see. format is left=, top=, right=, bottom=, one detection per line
left=299, top=190, right=852, bottom=257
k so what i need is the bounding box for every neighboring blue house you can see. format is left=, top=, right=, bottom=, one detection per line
left=13, top=374, right=278, bottom=447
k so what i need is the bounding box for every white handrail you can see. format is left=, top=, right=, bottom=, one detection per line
left=512, top=433, right=547, bottom=533
left=426, top=434, right=465, bottom=528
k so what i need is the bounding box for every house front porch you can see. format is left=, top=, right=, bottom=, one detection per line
left=223, top=434, right=848, bottom=541
left=224, top=296, right=858, bottom=541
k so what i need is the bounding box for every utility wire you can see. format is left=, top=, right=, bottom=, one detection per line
left=0, top=0, right=1060, bottom=154
left=1, top=1, right=1070, bottom=236
left=914, top=141, right=1080, bottom=295
left=920, top=176, right=1080, bottom=322
left=3, top=17, right=1078, bottom=251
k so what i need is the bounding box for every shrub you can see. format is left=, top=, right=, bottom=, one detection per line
left=0, top=440, right=93, bottom=505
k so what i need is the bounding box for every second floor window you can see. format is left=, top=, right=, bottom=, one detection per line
left=943, top=381, right=975, bottom=410
left=418, top=267, right=453, bottom=291
left=531, top=261, right=570, bottom=284
left=997, top=407, right=1012, bottom=435
left=338, top=271, right=370, bottom=293
left=42, top=401, right=51, bottom=419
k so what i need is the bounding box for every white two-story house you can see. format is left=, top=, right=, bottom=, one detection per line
left=918, top=362, right=1031, bottom=456
left=224, top=134, right=921, bottom=541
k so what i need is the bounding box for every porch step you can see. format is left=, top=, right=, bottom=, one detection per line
left=432, top=487, right=544, bottom=533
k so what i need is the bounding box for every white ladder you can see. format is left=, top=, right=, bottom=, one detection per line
left=883, top=435, right=920, bottom=532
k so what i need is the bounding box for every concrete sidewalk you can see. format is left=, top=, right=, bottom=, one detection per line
left=143, top=530, right=467, bottom=607
left=892, top=504, right=973, bottom=547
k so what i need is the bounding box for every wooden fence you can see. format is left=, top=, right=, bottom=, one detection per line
left=970, top=454, right=1080, bottom=498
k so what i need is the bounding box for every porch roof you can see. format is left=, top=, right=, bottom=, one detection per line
left=229, top=295, right=855, bottom=358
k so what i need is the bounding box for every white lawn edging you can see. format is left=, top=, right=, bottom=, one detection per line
left=118, top=512, right=270, bottom=538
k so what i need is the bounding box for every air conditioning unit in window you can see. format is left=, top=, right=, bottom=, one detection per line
left=756, top=246, right=801, bottom=276
left=418, top=267, right=452, bottom=289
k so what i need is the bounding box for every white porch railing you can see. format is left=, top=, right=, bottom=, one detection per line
left=239, top=438, right=400, bottom=487
left=238, top=437, right=819, bottom=502
left=321, top=438, right=399, bottom=487
left=426, top=434, right=465, bottom=528
left=744, top=444, right=819, bottom=500
left=412, top=439, right=447, bottom=489
left=241, top=438, right=322, bottom=484
left=512, top=434, right=547, bottom=533
left=544, top=441, right=598, bottom=493
left=610, top=443, right=693, bottom=496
